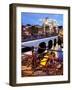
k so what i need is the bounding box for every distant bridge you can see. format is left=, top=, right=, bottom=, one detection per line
left=22, top=36, right=58, bottom=48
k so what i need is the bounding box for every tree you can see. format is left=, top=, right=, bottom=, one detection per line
left=31, top=26, right=38, bottom=34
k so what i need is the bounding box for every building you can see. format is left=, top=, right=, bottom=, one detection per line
left=42, top=17, right=59, bottom=34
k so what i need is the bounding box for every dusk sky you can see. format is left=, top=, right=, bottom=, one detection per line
left=21, top=12, right=63, bottom=26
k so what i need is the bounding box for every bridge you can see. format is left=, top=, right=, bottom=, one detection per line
left=22, top=36, right=58, bottom=49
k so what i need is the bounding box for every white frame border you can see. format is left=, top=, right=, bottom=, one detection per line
left=16, top=6, right=68, bottom=84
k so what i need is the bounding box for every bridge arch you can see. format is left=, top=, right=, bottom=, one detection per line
left=54, top=38, right=57, bottom=47
left=48, top=40, right=53, bottom=50
left=37, top=42, right=46, bottom=54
